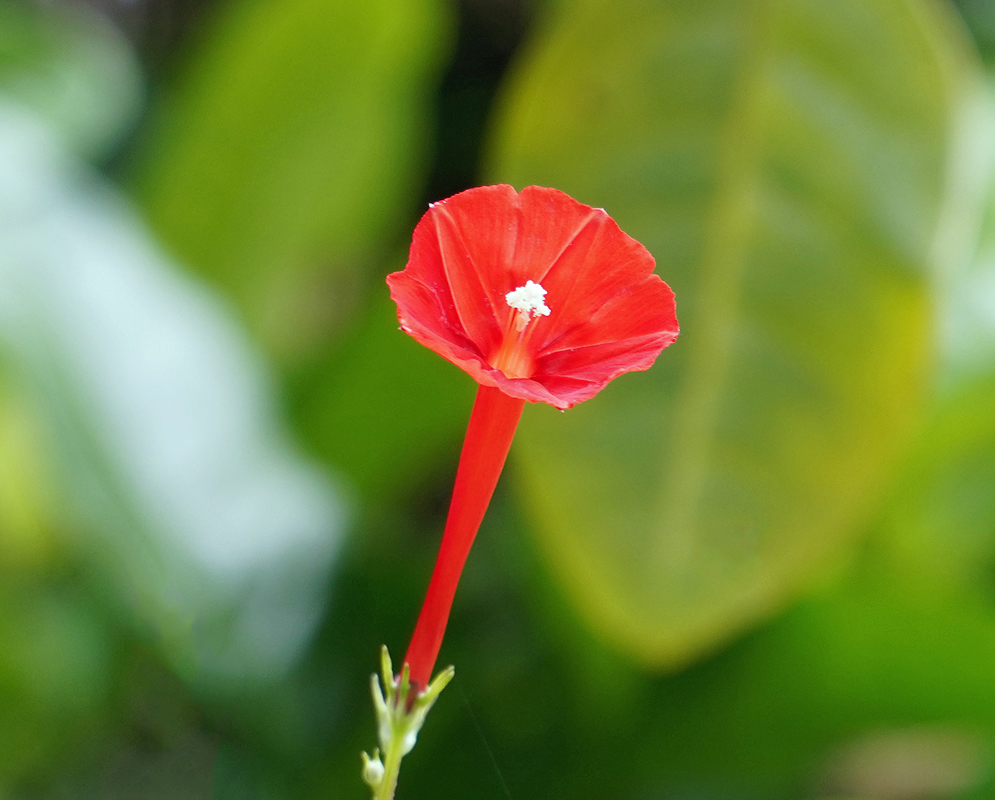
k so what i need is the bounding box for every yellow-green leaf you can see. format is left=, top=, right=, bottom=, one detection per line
left=489, top=0, right=980, bottom=668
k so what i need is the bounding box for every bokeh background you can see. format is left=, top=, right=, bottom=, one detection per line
left=3, top=0, right=995, bottom=798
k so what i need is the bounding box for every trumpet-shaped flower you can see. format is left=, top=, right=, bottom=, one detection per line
left=388, top=184, right=678, bottom=410
left=385, top=184, right=678, bottom=688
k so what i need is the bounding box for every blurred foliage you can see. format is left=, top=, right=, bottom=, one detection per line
left=0, top=0, right=140, bottom=157
left=133, top=0, right=453, bottom=363
left=490, top=0, right=976, bottom=668
left=2, top=0, right=995, bottom=799
left=955, top=0, right=995, bottom=65
left=295, top=289, right=475, bottom=499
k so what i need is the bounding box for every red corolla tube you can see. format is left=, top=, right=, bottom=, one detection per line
left=386, top=184, right=679, bottom=688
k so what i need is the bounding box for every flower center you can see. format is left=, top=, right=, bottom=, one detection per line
left=505, top=280, right=551, bottom=331
left=491, top=281, right=550, bottom=379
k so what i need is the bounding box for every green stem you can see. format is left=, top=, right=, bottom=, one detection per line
left=364, top=647, right=454, bottom=798
left=375, top=732, right=404, bottom=800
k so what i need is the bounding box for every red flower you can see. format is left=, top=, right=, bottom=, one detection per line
left=388, top=184, right=677, bottom=410
left=387, top=185, right=678, bottom=688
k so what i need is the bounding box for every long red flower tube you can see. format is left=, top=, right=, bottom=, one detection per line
left=386, top=184, right=679, bottom=689
left=403, top=386, right=523, bottom=687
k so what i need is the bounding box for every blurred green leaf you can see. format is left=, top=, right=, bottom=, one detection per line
left=593, top=570, right=995, bottom=799
left=0, top=0, right=141, bottom=159
left=353, top=500, right=995, bottom=800
left=875, top=87, right=995, bottom=592
left=0, top=354, right=59, bottom=570
left=0, top=102, right=344, bottom=694
left=0, top=581, right=117, bottom=787
left=878, top=372, right=995, bottom=591
left=955, top=0, right=995, bottom=66
left=211, top=742, right=290, bottom=800
left=296, top=287, right=475, bottom=500
left=133, top=0, right=453, bottom=362
left=488, top=0, right=981, bottom=668
left=941, top=86, right=995, bottom=380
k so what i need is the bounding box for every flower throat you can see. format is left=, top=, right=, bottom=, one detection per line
left=491, top=280, right=550, bottom=379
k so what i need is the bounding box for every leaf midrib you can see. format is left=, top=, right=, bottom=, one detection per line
left=651, top=0, right=773, bottom=578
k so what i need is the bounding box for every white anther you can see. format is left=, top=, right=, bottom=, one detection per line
left=506, top=280, right=551, bottom=329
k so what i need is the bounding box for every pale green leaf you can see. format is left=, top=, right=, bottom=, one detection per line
left=0, top=103, right=344, bottom=692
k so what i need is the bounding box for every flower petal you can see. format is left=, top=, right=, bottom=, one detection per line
left=388, top=185, right=678, bottom=409
left=533, top=210, right=666, bottom=353
left=540, top=273, right=678, bottom=356
left=509, top=186, right=605, bottom=288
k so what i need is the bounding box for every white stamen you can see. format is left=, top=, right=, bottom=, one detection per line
left=506, top=280, right=551, bottom=329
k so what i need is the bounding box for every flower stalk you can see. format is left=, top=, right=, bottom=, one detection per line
left=363, top=184, right=678, bottom=796
left=363, top=386, right=521, bottom=799
left=404, top=384, right=525, bottom=687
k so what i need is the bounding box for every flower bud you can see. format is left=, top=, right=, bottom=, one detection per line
left=361, top=750, right=384, bottom=789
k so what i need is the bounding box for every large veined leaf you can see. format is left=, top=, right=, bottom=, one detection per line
left=133, top=0, right=452, bottom=361
left=0, top=102, right=344, bottom=692
left=488, top=0, right=981, bottom=667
